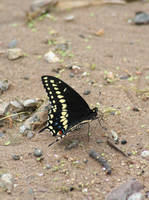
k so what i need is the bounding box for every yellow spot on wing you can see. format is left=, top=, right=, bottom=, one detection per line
left=56, top=91, right=61, bottom=94
left=60, top=118, right=66, bottom=122
left=49, top=126, right=53, bottom=130
left=60, top=99, right=66, bottom=103
left=54, top=87, right=59, bottom=90
left=50, top=114, right=54, bottom=119
left=62, top=111, right=67, bottom=116
left=43, top=77, right=48, bottom=80
left=63, top=120, right=68, bottom=126
left=50, top=80, right=54, bottom=83
left=58, top=95, right=64, bottom=99
left=62, top=104, right=67, bottom=109
left=64, top=125, right=68, bottom=130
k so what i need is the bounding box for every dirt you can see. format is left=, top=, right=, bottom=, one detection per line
left=0, top=1, right=149, bottom=199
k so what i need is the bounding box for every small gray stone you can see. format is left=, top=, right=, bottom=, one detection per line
left=128, top=192, right=144, bottom=200
left=134, top=12, right=149, bottom=25
left=0, top=101, right=10, bottom=116
left=27, top=131, right=34, bottom=139
left=19, top=124, right=31, bottom=135
left=45, top=164, right=51, bottom=169
left=69, top=72, right=75, bottom=78
left=0, top=80, right=10, bottom=93
left=64, top=15, right=74, bottom=21
left=141, top=150, right=149, bottom=160
left=34, top=148, right=43, bottom=157
left=12, top=155, right=20, bottom=160
left=83, top=90, right=91, bottom=95
left=106, top=178, right=144, bottom=200
left=23, top=99, right=38, bottom=108
left=8, top=39, right=18, bottom=48
left=96, top=139, right=103, bottom=144
left=7, top=48, right=24, bottom=60
left=10, top=100, right=24, bottom=112
left=44, top=50, right=60, bottom=63
left=30, top=0, right=55, bottom=12
left=0, top=173, right=13, bottom=194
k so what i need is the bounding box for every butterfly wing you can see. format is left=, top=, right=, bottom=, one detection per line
left=41, top=75, right=92, bottom=137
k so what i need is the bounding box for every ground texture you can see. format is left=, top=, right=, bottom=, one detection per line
left=0, top=1, right=149, bottom=199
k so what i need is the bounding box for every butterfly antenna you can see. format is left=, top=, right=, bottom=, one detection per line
left=48, top=138, right=59, bottom=147
left=38, top=126, right=48, bottom=133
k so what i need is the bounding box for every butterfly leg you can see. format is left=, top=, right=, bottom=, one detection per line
left=87, top=122, right=91, bottom=141
left=97, top=118, right=107, bottom=131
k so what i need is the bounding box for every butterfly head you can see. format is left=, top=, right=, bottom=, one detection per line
left=90, top=107, right=98, bottom=119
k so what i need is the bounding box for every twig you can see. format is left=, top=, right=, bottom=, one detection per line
left=0, top=111, right=30, bottom=121
left=89, top=150, right=111, bottom=175
left=107, top=139, right=128, bottom=157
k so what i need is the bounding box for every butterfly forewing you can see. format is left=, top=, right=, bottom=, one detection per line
left=41, top=75, right=94, bottom=137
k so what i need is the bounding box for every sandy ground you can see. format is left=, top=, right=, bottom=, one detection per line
left=0, top=0, right=149, bottom=199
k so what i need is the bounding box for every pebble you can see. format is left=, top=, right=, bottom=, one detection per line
left=0, top=101, right=10, bottom=116
left=20, top=103, right=49, bottom=135
left=105, top=71, right=115, bottom=83
left=23, top=99, right=38, bottom=108
left=55, top=43, right=69, bottom=51
left=30, top=0, right=53, bottom=12
left=145, top=191, right=149, bottom=198
left=121, top=140, right=127, bottom=145
left=71, top=65, right=82, bottom=74
left=0, top=173, right=13, bottom=194
left=44, top=50, right=60, bottom=63
left=34, top=148, right=43, bottom=157
left=111, top=130, right=119, bottom=143
left=8, top=39, right=18, bottom=48
left=7, top=48, right=24, bottom=60
left=96, top=139, right=103, bottom=144
left=45, top=164, right=51, bottom=169
left=83, top=90, right=91, bottom=95
left=119, top=75, right=130, bottom=80
left=105, top=178, right=144, bottom=200
left=64, top=15, right=74, bottom=21
left=141, top=150, right=149, bottom=160
left=132, top=107, right=140, bottom=112
left=0, top=80, right=10, bottom=94
left=10, top=100, right=24, bottom=112
left=128, top=192, right=144, bottom=200
left=70, top=187, right=74, bottom=191
left=12, top=154, right=20, bottom=160
left=134, top=11, right=149, bottom=25
left=27, top=131, right=34, bottom=139
left=69, top=72, right=75, bottom=78
left=19, top=124, right=31, bottom=135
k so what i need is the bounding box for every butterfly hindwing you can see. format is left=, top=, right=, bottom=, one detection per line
left=41, top=75, right=96, bottom=138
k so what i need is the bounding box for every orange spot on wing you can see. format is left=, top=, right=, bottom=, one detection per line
left=59, top=130, right=63, bottom=135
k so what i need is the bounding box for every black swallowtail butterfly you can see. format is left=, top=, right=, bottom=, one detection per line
left=39, top=75, right=99, bottom=146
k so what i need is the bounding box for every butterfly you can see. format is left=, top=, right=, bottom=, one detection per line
left=39, top=75, right=100, bottom=146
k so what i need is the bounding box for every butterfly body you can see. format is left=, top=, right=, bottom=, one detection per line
left=39, top=75, right=98, bottom=144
